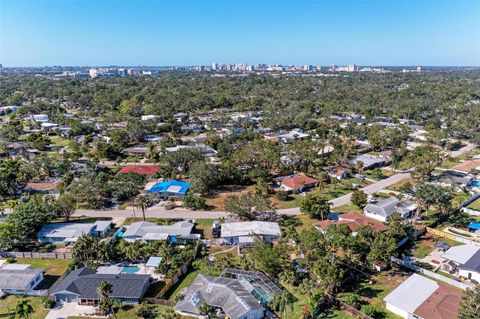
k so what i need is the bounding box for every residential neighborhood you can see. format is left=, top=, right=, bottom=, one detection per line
left=1, top=50, right=480, bottom=319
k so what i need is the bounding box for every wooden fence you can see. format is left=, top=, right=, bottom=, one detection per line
left=142, top=298, right=175, bottom=306
left=0, top=251, right=72, bottom=259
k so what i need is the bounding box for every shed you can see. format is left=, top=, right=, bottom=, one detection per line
left=145, top=256, right=163, bottom=270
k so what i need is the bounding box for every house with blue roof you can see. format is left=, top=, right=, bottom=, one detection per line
left=147, top=180, right=190, bottom=198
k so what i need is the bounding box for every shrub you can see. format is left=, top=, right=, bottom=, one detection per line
left=360, top=304, right=382, bottom=319
left=41, top=296, right=55, bottom=309
left=342, top=293, right=362, bottom=308
left=182, top=193, right=207, bottom=210
left=275, top=190, right=290, bottom=201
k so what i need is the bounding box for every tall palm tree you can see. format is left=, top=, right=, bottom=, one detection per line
left=134, top=195, right=148, bottom=221
left=15, top=300, right=33, bottom=319
left=97, top=280, right=114, bottom=318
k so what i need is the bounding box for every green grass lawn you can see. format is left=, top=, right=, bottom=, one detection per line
left=165, top=269, right=200, bottom=301
left=318, top=309, right=355, bottom=319
left=467, top=198, right=480, bottom=211
left=335, top=204, right=363, bottom=214
left=275, top=194, right=304, bottom=209
left=0, top=295, right=49, bottom=319
left=67, top=304, right=179, bottom=319
left=0, top=258, right=70, bottom=289
left=351, top=268, right=410, bottom=319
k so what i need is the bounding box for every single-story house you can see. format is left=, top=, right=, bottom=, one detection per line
left=32, top=114, right=49, bottom=122
left=23, top=180, right=61, bottom=196
left=50, top=267, right=150, bottom=305
left=120, top=221, right=198, bottom=243
left=315, top=213, right=387, bottom=235
left=327, top=165, right=350, bottom=180
left=175, top=274, right=265, bottom=319
left=147, top=180, right=190, bottom=198
left=441, top=244, right=480, bottom=282
left=220, top=221, right=281, bottom=248
left=37, top=221, right=112, bottom=244
left=363, top=197, right=417, bottom=222
left=384, top=274, right=462, bottom=319
left=352, top=154, right=390, bottom=170
left=280, top=175, right=318, bottom=192
left=433, top=170, right=474, bottom=189
left=0, top=264, right=44, bottom=295
left=117, top=164, right=161, bottom=176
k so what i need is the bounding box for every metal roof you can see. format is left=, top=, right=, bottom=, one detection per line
left=384, top=274, right=438, bottom=314
left=221, top=221, right=281, bottom=238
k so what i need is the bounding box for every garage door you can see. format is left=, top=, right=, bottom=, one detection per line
left=55, top=294, right=78, bottom=303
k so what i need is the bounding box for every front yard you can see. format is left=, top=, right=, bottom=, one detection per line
left=0, top=296, right=49, bottom=319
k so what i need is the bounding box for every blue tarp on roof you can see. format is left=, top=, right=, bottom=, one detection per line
left=147, top=180, right=190, bottom=195
left=468, top=222, right=480, bottom=231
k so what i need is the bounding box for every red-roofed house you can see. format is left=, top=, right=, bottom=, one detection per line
left=315, top=213, right=387, bottom=235
left=280, top=175, right=318, bottom=192
left=117, top=165, right=161, bottom=176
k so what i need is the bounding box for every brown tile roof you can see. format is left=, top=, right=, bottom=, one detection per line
left=316, top=213, right=387, bottom=233
left=24, top=180, right=60, bottom=192
left=117, top=165, right=161, bottom=175
left=281, top=175, right=318, bottom=190
left=414, top=284, right=462, bottom=319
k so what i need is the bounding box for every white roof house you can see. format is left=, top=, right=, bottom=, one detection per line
left=383, top=274, right=462, bottom=319
left=384, top=274, right=438, bottom=317
left=441, top=244, right=480, bottom=282
left=121, top=221, right=198, bottom=243
left=220, top=221, right=281, bottom=247
left=37, top=221, right=112, bottom=244
left=221, top=221, right=281, bottom=238
left=442, top=244, right=480, bottom=264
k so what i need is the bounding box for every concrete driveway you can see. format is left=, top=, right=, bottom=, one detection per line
left=45, top=303, right=99, bottom=319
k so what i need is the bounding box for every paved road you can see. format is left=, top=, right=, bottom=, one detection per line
left=329, top=171, right=411, bottom=208
left=72, top=172, right=411, bottom=220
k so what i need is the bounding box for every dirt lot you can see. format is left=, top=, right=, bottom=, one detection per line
left=453, top=159, right=480, bottom=172
left=205, top=185, right=256, bottom=211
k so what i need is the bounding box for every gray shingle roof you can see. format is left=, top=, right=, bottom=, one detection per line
left=50, top=268, right=150, bottom=300
left=460, top=249, right=480, bottom=272
left=364, top=197, right=416, bottom=218
left=175, top=274, right=264, bottom=319
left=0, top=268, right=44, bottom=290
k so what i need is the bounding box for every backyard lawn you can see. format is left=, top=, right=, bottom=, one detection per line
left=165, top=269, right=200, bottom=301
left=0, top=296, right=49, bottom=319
left=467, top=198, right=480, bottom=211
left=352, top=268, right=410, bottom=319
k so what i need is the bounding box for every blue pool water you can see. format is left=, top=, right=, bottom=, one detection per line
left=116, top=231, right=124, bottom=238
left=470, top=181, right=480, bottom=187
left=121, top=266, right=140, bottom=274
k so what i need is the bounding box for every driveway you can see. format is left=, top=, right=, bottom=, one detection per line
left=45, top=302, right=99, bottom=319
left=449, top=142, right=476, bottom=158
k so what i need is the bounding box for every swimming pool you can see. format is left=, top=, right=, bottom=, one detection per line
left=470, top=181, right=480, bottom=187
left=121, top=266, right=140, bottom=274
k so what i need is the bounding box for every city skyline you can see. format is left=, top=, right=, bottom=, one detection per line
left=1, top=0, right=480, bottom=67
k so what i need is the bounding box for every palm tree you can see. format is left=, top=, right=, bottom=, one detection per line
left=72, top=234, right=99, bottom=263
left=97, top=280, right=114, bottom=318
left=134, top=195, right=148, bottom=221
left=15, top=300, right=33, bottom=319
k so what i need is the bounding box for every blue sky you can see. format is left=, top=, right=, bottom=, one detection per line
left=1, top=0, right=479, bottom=66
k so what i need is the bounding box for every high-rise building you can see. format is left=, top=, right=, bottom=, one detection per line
left=347, top=64, right=356, bottom=72
left=212, top=62, right=218, bottom=70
